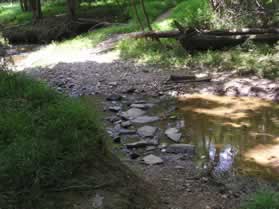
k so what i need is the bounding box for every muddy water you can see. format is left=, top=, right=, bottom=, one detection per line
left=176, top=94, right=279, bottom=179
left=87, top=93, right=279, bottom=180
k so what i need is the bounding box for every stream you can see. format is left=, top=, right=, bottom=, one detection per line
left=7, top=44, right=279, bottom=181
left=88, top=93, right=279, bottom=181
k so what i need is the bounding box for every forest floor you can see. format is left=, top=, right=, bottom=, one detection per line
left=2, top=1, right=279, bottom=208
left=6, top=35, right=279, bottom=209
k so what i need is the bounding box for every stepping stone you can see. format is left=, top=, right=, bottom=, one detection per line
left=119, top=129, right=136, bottom=135
left=120, top=108, right=146, bottom=120
left=137, top=126, right=157, bottom=138
left=143, top=154, right=163, bottom=165
left=146, top=146, right=157, bottom=151
left=121, top=121, right=132, bottom=128
left=112, top=136, right=121, bottom=143
left=166, top=144, right=195, bottom=155
left=165, top=128, right=182, bottom=142
left=131, top=116, right=160, bottom=124
left=130, top=103, right=154, bottom=109
left=129, top=152, right=140, bottom=159
left=126, top=140, right=158, bottom=149
left=106, top=94, right=122, bottom=101
left=108, top=106, right=121, bottom=112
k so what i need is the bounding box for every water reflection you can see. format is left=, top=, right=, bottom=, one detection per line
left=177, top=94, right=279, bottom=179
left=212, top=144, right=238, bottom=176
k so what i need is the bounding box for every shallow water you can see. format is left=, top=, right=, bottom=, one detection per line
left=176, top=94, right=279, bottom=179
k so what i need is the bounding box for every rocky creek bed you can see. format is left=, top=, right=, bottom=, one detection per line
left=7, top=43, right=279, bottom=209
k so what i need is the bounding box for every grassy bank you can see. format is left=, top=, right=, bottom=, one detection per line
left=242, top=191, right=279, bottom=209
left=0, top=70, right=104, bottom=207
left=0, top=70, right=158, bottom=209
left=117, top=0, right=279, bottom=78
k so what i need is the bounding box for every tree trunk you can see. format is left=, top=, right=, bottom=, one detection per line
left=20, top=0, right=31, bottom=12
left=67, top=0, right=77, bottom=20
left=30, top=0, right=42, bottom=21
left=139, top=0, right=152, bottom=31
left=131, top=0, right=144, bottom=31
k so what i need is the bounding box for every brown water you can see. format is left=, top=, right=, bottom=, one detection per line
left=176, top=94, right=279, bottom=179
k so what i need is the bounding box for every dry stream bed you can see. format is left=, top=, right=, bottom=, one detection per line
left=6, top=44, right=279, bottom=209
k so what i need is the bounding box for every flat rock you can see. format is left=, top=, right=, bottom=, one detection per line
left=108, top=106, right=121, bottom=112
left=121, top=121, right=132, bottom=128
left=130, top=103, right=154, bottom=109
left=106, top=94, right=122, bottom=101
left=119, top=129, right=136, bottom=135
left=124, top=87, right=136, bottom=94
left=143, top=154, right=163, bottom=165
left=126, top=140, right=158, bottom=149
left=146, top=146, right=157, bottom=151
left=129, top=152, right=140, bottom=159
left=165, top=128, right=182, bottom=142
left=112, top=136, right=121, bottom=143
left=131, top=116, right=160, bottom=124
left=137, top=126, right=157, bottom=138
left=166, top=144, right=195, bottom=155
left=120, top=108, right=146, bottom=120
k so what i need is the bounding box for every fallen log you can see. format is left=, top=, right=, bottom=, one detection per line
left=129, top=27, right=279, bottom=50
left=180, top=33, right=279, bottom=50
left=129, top=30, right=181, bottom=39
left=129, top=28, right=279, bottom=39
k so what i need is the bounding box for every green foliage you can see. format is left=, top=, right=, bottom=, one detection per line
left=118, top=38, right=279, bottom=78
left=241, top=191, right=279, bottom=209
left=0, top=3, right=32, bottom=25
left=169, top=0, right=211, bottom=28
left=118, top=38, right=188, bottom=66
left=0, top=71, right=104, bottom=207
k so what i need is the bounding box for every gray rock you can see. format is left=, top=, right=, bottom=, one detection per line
left=166, top=144, right=195, bottom=155
left=121, top=121, right=132, bottom=128
left=108, top=81, right=118, bottom=86
left=130, top=103, right=154, bottom=109
left=105, top=116, right=119, bottom=123
left=120, top=108, right=146, bottom=120
left=129, top=152, right=140, bottom=159
left=126, top=139, right=158, bottom=148
left=137, top=126, right=157, bottom=138
left=165, top=128, right=182, bottom=142
left=146, top=146, right=157, bottom=151
left=143, top=154, right=163, bottom=165
left=112, top=136, right=121, bottom=143
left=106, top=94, right=122, bottom=101
left=109, top=106, right=121, bottom=112
left=131, top=116, right=160, bottom=124
left=124, top=87, right=136, bottom=94
left=92, top=193, right=104, bottom=209
left=119, top=129, right=136, bottom=135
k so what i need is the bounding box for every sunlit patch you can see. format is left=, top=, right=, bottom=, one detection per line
left=249, top=132, right=275, bottom=138
left=178, top=94, right=272, bottom=121
left=11, top=42, right=120, bottom=71
left=271, top=117, right=279, bottom=126
left=223, top=121, right=250, bottom=128
left=154, top=19, right=173, bottom=31
left=244, top=143, right=279, bottom=174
